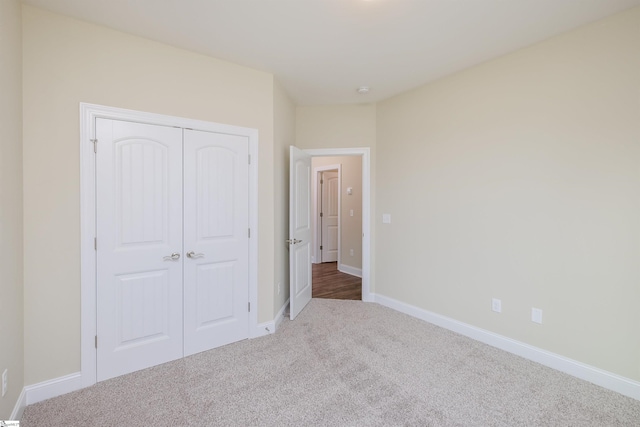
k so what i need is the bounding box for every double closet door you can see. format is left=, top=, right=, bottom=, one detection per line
left=95, top=118, right=249, bottom=381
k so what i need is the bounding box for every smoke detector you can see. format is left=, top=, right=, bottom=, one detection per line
left=357, top=86, right=370, bottom=94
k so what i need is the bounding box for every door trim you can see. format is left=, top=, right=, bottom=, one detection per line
left=303, top=148, right=371, bottom=302
left=312, top=164, right=341, bottom=264
left=80, top=103, right=259, bottom=388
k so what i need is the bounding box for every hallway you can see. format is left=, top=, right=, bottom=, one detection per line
left=312, top=262, right=361, bottom=300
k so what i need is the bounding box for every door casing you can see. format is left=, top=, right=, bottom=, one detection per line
left=80, top=103, right=259, bottom=388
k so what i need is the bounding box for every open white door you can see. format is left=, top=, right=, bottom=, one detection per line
left=289, top=146, right=312, bottom=320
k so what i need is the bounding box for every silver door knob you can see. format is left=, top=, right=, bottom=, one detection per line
left=187, top=251, right=205, bottom=259
left=163, top=253, right=180, bottom=261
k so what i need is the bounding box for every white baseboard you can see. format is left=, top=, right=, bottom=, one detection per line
left=274, top=298, right=290, bottom=330
left=252, top=298, right=290, bottom=338
left=253, top=320, right=275, bottom=337
left=10, top=387, right=27, bottom=420
left=373, top=293, right=640, bottom=401
left=338, top=264, right=362, bottom=278
left=16, top=371, right=83, bottom=413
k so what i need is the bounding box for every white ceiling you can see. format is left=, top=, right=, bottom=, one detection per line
left=22, top=0, right=640, bottom=105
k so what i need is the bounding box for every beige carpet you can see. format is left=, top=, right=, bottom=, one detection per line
left=22, top=299, right=640, bottom=426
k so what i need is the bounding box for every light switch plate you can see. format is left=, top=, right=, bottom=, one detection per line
left=532, top=308, right=543, bottom=324
left=382, top=214, right=391, bottom=224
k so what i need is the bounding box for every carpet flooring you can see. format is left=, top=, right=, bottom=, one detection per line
left=22, top=299, right=640, bottom=426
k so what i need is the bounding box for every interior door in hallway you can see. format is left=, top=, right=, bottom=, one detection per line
left=183, top=129, right=250, bottom=356
left=96, top=119, right=184, bottom=381
left=320, top=170, right=339, bottom=262
left=289, top=146, right=312, bottom=320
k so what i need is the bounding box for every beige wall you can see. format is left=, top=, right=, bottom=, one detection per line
left=311, top=156, right=363, bottom=270
left=376, top=7, right=640, bottom=381
left=296, top=104, right=376, bottom=150
left=0, top=0, right=24, bottom=418
left=273, top=79, right=296, bottom=314
left=22, top=6, right=276, bottom=386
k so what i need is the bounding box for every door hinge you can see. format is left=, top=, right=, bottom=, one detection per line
left=320, top=212, right=323, bottom=217
left=320, top=245, right=323, bottom=250
left=248, top=154, right=251, bottom=164
left=91, top=139, right=98, bottom=153
left=248, top=228, right=251, bottom=238
left=320, top=179, right=324, bottom=184
left=94, top=237, right=97, bottom=250
left=248, top=302, right=251, bottom=312
left=95, top=335, right=98, bottom=349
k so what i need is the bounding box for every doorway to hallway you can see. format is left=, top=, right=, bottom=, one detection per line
left=288, top=146, right=371, bottom=320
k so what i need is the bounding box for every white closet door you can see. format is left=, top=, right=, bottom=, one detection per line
left=183, top=129, right=249, bottom=356
left=96, top=118, right=184, bottom=381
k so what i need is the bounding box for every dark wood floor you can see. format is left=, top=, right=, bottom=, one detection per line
left=312, top=262, right=361, bottom=300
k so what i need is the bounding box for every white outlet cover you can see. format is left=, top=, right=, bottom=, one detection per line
left=532, top=308, right=543, bottom=324
left=491, top=298, right=502, bottom=313
left=382, top=214, right=391, bottom=224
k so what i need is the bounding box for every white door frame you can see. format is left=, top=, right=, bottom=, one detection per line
left=304, top=148, right=371, bottom=302
left=312, top=164, right=341, bottom=265
left=80, top=103, right=259, bottom=388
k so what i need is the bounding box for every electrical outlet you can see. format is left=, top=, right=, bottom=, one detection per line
left=491, top=298, right=502, bottom=313
left=532, top=308, right=543, bottom=324
left=2, top=369, right=7, bottom=397
left=350, top=249, right=354, bottom=256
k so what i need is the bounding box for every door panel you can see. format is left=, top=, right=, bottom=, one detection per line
left=289, top=146, right=312, bottom=319
left=196, top=146, right=235, bottom=239
left=96, top=118, right=183, bottom=382
left=196, top=262, right=235, bottom=325
left=116, top=270, right=170, bottom=347
left=183, top=129, right=249, bottom=356
left=118, top=142, right=168, bottom=245
left=321, top=171, right=339, bottom=262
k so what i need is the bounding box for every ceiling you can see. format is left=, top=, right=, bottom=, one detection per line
left=22, top=0, right=640, bottom=105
